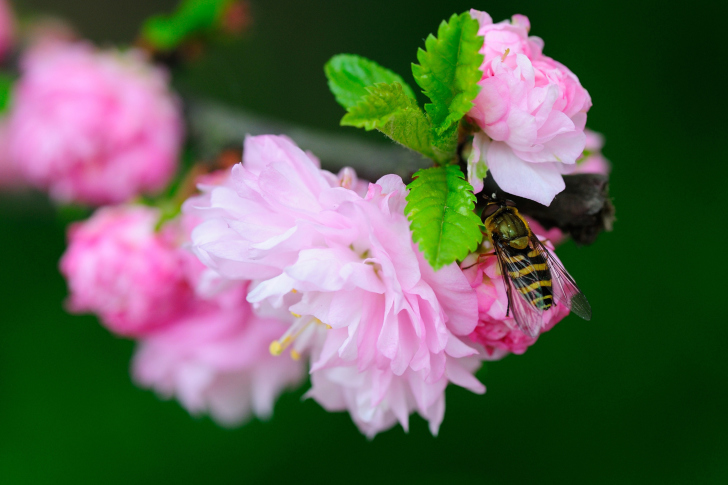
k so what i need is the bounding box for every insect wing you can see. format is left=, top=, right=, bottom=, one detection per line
left=493, top=241, right=544, bottom=337
left=530, top=236, right=592, bottom=321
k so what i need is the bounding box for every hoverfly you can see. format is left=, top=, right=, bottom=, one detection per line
left=481, top=194, right=591, bottom=337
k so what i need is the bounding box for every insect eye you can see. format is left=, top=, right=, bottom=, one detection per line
left=482, top=204, right=499, bottom=218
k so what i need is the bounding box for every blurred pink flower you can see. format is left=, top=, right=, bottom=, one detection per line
left=132, top=285, right=305, bottom=426
left=8, top=41, right=183, bottom=205
left=574, top=129, right=611, bottom=175
left=60, top=205, right=195, bottom=337
left=462, top=233, right=570, bottom=358
left=186, top=135, right=485, bottom=436
left=467, top=10, right=592, bottom=206
left=0, top=0, right=14, bottom=61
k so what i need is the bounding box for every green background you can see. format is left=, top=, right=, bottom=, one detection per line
left=2, top=0, right=727, bottom=483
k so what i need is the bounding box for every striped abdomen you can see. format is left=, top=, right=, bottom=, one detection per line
left=506, top=248, right=554, bottom=311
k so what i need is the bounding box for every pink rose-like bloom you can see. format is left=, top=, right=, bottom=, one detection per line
left=467, top=10, right=592, bottom=206
left=574, top=129, right=611, bottom=175
left=8, top=41, right=183, bottom=205
left=462, top=234, right=570, bottom=358
left=186, top=135, right=485, bottom=436
left=0, top=0, right=14, bottom=61
left=60, top=205, right=195, bottom=337
left=132, top=283, right=306, bottom=426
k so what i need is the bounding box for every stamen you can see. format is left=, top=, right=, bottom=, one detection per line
left=291, top=312, right=302, bottom=318
left=501, top=48, right=510, bottom=62
left=269, top=316, right=318, bottom=357
left=289, top=349, right=301, bottom=360
left=291, top=289, right=298, bottom=293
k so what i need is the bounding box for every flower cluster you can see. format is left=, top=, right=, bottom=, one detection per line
left=4, top=4, right=605, bottom=438
left=61, top=202, right=305, bottom=425
left=179, top=135, right=583, bottom=436
left=466, top=10, right=592, bottom=206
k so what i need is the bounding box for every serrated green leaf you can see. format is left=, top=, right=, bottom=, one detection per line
left=412, top=12, right=484, bottom=135
left=325, top=54, right=417, bottom=110
left=406, top=165, right=483, bottom=270
left=341, top=82, right=437, bottom=161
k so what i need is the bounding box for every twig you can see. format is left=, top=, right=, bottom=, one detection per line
left=186, top=99, right=431, bottom=182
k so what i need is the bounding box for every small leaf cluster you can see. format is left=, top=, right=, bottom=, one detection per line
left=325, top=12, right=485, bottom=270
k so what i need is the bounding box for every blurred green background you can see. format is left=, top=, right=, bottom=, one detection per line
left=2, top=0, right=727, bottom=483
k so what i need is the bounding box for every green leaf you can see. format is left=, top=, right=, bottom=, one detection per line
left=341, top=82, right=437, bottom=160
left=0, top=73, right=14, bottom=114
left=411, top=12, right=484, bottom=135
left=141, top=0, right=230, bottom=51
left=406, top=165, right=483, bottom=270
left=325, top=54, right=417, bottom=110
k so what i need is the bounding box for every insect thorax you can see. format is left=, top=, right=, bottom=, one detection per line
left=484, top=207, right=531, bottom=249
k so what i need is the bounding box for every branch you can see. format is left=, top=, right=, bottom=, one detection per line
left=187, top=98, right=614, bottom=244
left=186, top=98, right=431, bottom=182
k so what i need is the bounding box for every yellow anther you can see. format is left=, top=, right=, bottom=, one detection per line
left=326, top=324, right=332, bottom=330
left=290, top=349, right=301, bottom=361
left=291, top=312, right=302, bottom=318
left=501, top=48, right=510, bottom=62
left=291, top=289, right=298, bottom=294
left=269, top=340, right=283, bottom=356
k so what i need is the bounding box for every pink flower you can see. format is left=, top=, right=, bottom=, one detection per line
left=467, top=10, right=592, bottom=206
left=574, top=129, right=611, bottom=175
left=306, top=350, right=483, bottom=438
left=8, top=41, right=183, bottom=205
left=0, top=0, right=14, bottom=61
left=132, top=284, right=306, bottom=426
left=186, top=135, right=485, bottom=436
left=60, top=205, right=195, bottom=337
left=462, top=231, right=570, bottom=358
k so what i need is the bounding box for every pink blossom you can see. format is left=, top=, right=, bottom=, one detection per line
left=8, top=41, right=183, bottom=205
left=467, top=10, right=592, bottom=206
left=132, top=285, right=305, bottom=426
left=186, top=134, right=485, bottom=436
left=307, top=350, right=483, bottom=438
left=574, top=129, right=611, bottom=175
left=0, top=0, right=14, bottom=61
left=462, top=233, right=571, bottom=358
left=60, top=205, right=195, bottom=337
